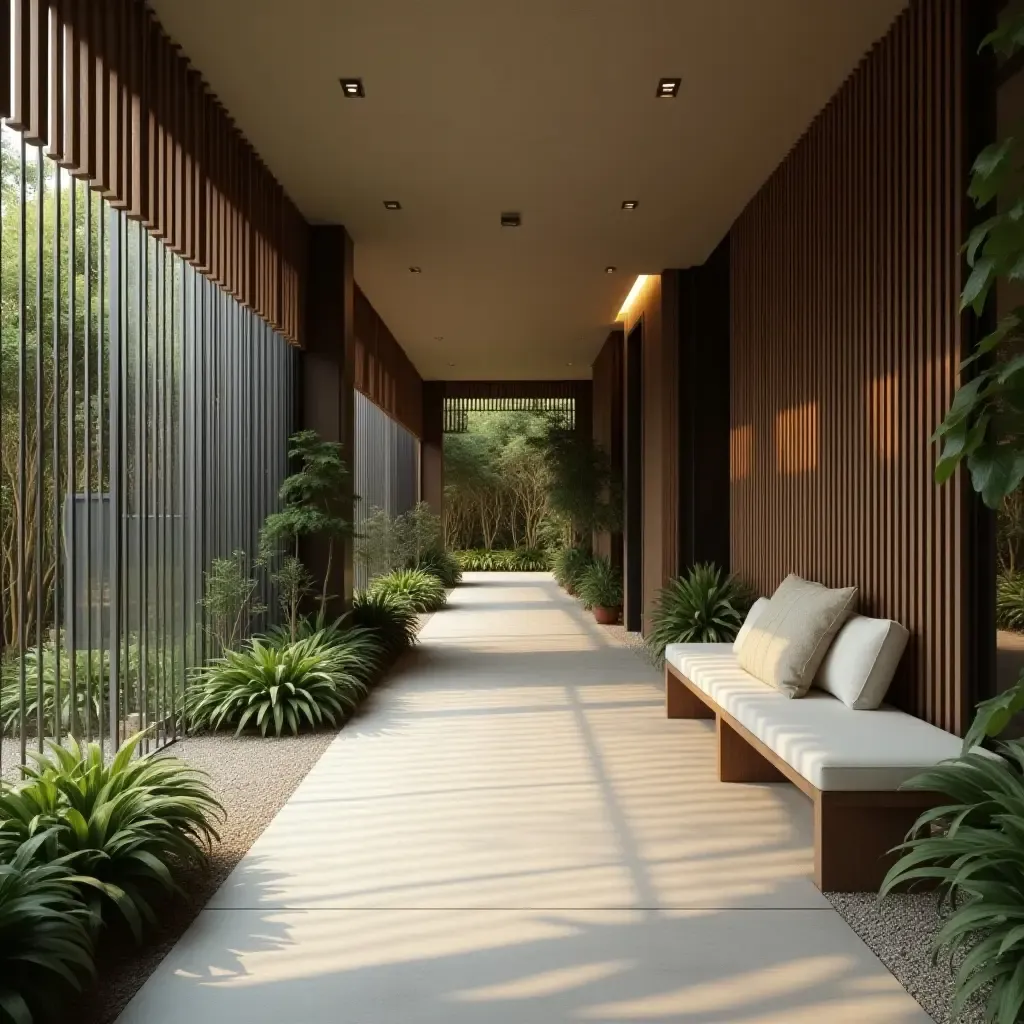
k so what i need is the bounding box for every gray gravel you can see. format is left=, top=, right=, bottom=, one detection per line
left=80, top=729, right=340, bottom=1024
left=826, top=892, right=983, bottom=1024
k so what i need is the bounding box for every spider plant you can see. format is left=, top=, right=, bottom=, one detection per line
left=367, top=568, right=447, bottom=613
left=576, top=557, right=623, bottom=612
left=645, top=563, right=756, bottom=663
left=0, top=734, right=222, bottom=939
left=0, top=833, right=106, bottom=1024
left=413, top=549, right=463, bottom=588
left=187, top=633, right=368, bottom=738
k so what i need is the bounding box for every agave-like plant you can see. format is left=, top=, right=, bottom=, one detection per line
left=367, top=568, right=447, bottom=613
left=349, top=589, right=419, bottom=656
left=645, top=563, right=755, bottom=663
left=0, top=833, right=106, bottom=1024
left=882, top=741, right=1024, bottom=1023
left=0, top=734, right=223, bottom=939
left=187, top=633, right=368, bottom=739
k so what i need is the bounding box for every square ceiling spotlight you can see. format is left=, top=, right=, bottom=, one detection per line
left=605, top=266, right=617, bottom=274
left=340, top=77, right=365, bottom=97
left=383, top=200, right=401, bottom=210
left=621, top=200, right=638, bottom=210
left=657, top=77, right=681, bottom=98
left=409, top=266, right=422, bottom=274
left=500, top=212, right=521, bottom=227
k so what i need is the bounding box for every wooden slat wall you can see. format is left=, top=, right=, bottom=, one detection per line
left=591, top=328, right=624, bottom=563
left=6, top=0, right=307, bottom=345
left=353, top=285, right=425, bottom=439
left=730, top=0, right=967, bottom=732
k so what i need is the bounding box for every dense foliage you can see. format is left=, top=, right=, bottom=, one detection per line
left=645, top=564, right=755, bottom=663
left=997, top=569, right=1024, bottom=633
left=349, top=589, right=420, bottom=656
left=0, top=734, right=222, bottom=938
left=550, top=547, right=594, bottom=594
left=453, top=548, right=548, bottom=572
left=414, top=549, right=463, bottom=588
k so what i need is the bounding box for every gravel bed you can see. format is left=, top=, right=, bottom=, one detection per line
left=78, top=729, right=340, bottom=1023
left=825, top=892, right=983, bottom=1024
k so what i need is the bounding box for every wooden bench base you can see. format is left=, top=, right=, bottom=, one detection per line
left=666, top=662, right=932, bottom=893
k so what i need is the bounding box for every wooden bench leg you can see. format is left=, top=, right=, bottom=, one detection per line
left=814, top=793, right=925, bottom=892
left=666, top=669, right=715, bottom=720
left=718, top=716, right=787, bottom=783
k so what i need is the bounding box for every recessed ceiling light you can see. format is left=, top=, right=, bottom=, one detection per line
left=340, top=77, right=365, bottom=97
left=448, top=362, right=456, bottom=367
left=500, top=212, right=521, bottom=228
left=605, top=266, right=617, bottom=274
left=621, top=200, right=638, bottom=210
left=566, top=361, right=573, bottom=367
left=657, top=77, right=681, bottom=98
left=383, top=200, right=401, bottom=210
left=434, top=335, right=444, bottom=341
left=409, top=266, right=422, bottom=274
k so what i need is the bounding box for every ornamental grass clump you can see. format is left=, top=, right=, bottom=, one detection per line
left=349, top=590, right=419, bottom=656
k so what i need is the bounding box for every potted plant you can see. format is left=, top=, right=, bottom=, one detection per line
left=577, top=557, right=623, bottom=624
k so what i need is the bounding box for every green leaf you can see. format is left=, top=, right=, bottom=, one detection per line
left=961, top=256, right=998, bottom=314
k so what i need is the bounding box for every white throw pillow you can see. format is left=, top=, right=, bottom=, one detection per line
left=814, top=614, right=909, bottom=710
left=735, top=574, right=857, bottom=698
left=732, top=597, right=770, bottom=653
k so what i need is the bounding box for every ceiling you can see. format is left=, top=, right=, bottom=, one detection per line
left=151, top=0, right=906, bottom=381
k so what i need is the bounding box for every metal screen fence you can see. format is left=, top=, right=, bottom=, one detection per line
left=0, top=127, right=295, bottom=776
left=353, top=391, right=420, bottom=589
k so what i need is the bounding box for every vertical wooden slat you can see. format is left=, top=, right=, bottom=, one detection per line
left=26, top=0, right=47, bottom=146
left=45, top=0, right=64, bottom=159
left=729, top=0, right=966, bottom=732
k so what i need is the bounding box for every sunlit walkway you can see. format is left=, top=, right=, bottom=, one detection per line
left=119, top=573, right=929, bottom=1023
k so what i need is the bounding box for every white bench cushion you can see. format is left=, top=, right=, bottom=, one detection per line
left=664, top=644, right=964, bottom=791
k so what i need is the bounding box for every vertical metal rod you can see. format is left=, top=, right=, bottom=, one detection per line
left=97, top=189, right=106, bottom=756
left=66, top=166, right=77, bottom=752
left=137, top=229, right=147, bottom=751
left=34, top=145, right=44, bottom=750
left=17, top=134, right=27, bottom=766
left=52, top=161, right=62, bottom=746
left=107, top=208, right=122, bottom=751
left=83, top=182, right=93, bottom=743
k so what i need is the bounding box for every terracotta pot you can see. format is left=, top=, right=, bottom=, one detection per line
left=593, top=605, right=621, bottom=625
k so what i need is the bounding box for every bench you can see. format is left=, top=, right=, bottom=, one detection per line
left=664, top=643, right=964, bottom=892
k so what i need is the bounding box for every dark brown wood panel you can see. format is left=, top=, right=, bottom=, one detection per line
left=353, top=285, right=424, bottom=439
left=592, top=328, right=623, bottom=563
left=9, top=0, right=308, bottom=345
left=730, top=0, right=968, bottom=732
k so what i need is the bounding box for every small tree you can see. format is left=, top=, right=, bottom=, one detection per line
left=271, top=556, right=316, bottom=642
left=261, top=430, right=354, bottom=618
left=200, top=550, right=266, bottom=653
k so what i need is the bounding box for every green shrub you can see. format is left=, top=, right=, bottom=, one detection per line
left=453, top=548, right=552, bottom=572
left=368, top=568, right=447, bottom=613
left=349, top=590, right=419, bottom=655
left=645, top=563, right=756, bottom=663
left=997, top=570, right=1024, bottom=632
left=187, top=634, right=368, bottom=739
left=576, top=557, right=623, bottom=610
left=0, top=734, right=222, bottom=938
left=414, top=549, right=463, bottom=588
left=0, top=836, right=102, bottom=1024
left=550, top=546, right=593, bottom=592
left=260, top=616, right=386, bottom=686
left=882, top=736, right=1024, bottom=1023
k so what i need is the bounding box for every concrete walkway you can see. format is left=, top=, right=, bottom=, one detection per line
left=119, top=573, right=930, bottom=1023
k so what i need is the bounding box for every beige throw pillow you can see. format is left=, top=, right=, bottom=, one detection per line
left=735, top=574, right=857, bottom=698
